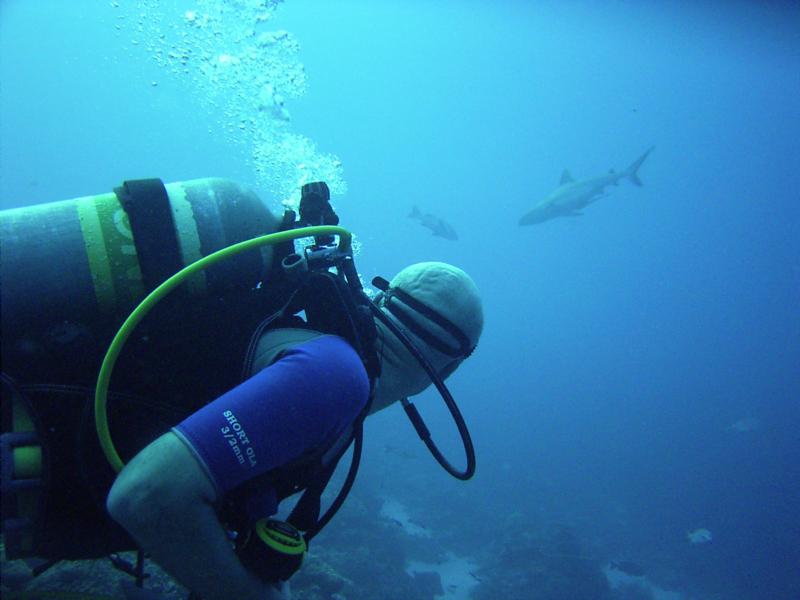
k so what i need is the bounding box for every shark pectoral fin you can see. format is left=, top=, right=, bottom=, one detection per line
left=559, top=169, right=574, bottom=185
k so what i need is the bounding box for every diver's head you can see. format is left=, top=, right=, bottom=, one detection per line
left=371, top=261, right=483, bottom=413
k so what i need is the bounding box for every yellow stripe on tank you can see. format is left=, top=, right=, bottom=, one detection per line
left=76, top=195, right=116, bottom=313
left=11, top=393, right=42, bottom=477
left=98, top=196, right=145, bottom=308
left=166, top=181, right=207, bottom=296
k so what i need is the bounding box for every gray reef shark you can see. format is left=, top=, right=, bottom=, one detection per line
left=408, top=206, right=458, bottom=240
left=518, top=147, right=654, bottom=225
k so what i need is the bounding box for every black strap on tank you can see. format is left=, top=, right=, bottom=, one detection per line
left=114, top=178, right=183, bottom=291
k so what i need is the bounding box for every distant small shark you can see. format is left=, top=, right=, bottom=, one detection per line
left=408, top=206, right=458, bottom=240
left=518, top=147, right=654, bottom=225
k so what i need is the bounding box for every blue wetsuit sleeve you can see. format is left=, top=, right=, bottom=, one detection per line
left=173, top=335, right=369, bottom=498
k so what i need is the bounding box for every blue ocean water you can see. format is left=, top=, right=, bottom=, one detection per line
left=1, top=2, right=798, bottom=599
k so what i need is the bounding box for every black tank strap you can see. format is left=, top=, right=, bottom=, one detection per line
left=114, top=178, right=183, bottom=291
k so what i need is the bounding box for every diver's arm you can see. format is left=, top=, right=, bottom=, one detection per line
left=107, top=432, right=283, bottom=600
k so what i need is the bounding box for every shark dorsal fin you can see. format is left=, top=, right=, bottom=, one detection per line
left=559, top=169, right=574, bottom=185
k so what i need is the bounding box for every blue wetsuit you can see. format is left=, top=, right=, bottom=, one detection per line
left=173, top=335, right=369, bottom=517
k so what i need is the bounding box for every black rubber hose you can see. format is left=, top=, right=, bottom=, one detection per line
left=368, top=303, right=475, bottom=480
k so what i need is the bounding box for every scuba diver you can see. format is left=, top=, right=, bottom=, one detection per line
left=1, top=178, right=484, bottom=599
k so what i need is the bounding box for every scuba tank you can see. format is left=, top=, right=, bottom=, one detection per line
left=1, top=177, right=282, bottom=398
left=0, top=177, right=287, bottom=560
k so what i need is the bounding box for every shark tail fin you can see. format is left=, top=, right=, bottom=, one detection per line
left=626, top=146, right=654, bottom=187
left=408, top=205, right=421, bottom=219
